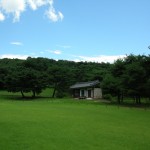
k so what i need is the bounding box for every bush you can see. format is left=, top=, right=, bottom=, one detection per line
left=56, top=91, right=65, bottom=98
left=103, top=94, right=112, bottom=101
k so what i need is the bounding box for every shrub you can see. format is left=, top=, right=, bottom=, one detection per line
left=56, top=91, right=65, bottom=98
left=103, top=94, right=112, bottom=101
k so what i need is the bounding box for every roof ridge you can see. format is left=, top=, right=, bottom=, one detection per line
left=70, top=80, right=100, bottom=89
left=76, top=80, right=99, bottom=84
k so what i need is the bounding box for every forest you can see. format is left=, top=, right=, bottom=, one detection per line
left=0, top=54, right=150, bottom=104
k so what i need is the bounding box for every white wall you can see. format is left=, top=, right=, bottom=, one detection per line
left=94, top=88, right=102, bottom=99
left=79, top=88, right=102, bottom=99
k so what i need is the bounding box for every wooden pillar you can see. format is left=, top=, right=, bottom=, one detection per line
left=93, top=87, right=94, bottom=99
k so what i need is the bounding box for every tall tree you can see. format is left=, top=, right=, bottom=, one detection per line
left=111, top=59, right=125, bottom=103
left=48, top=66, right=70, bottom=98
left=123, top=55, right=147, bottom=104
left=5, top=66, right=47, bottom=98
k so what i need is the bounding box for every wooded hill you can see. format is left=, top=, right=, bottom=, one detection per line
left=0, top=54, right=150, bottom=104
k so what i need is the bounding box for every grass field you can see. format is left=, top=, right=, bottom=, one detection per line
left=0, top=91, right=150, bottom=150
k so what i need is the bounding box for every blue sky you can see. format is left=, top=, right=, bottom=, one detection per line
left=0, top=0, right=150, bottom=63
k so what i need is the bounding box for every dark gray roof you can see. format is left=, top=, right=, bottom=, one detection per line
left=70, top=80, right=100, bottom=89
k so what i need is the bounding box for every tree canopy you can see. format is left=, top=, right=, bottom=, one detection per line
left=0, top=54, right=149, bottom=103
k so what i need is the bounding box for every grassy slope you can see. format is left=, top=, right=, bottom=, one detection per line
left=0, top=92, right=150, bottom=150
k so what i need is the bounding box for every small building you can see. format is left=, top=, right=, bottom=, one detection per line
left=70, top=80, right=102, bottom=99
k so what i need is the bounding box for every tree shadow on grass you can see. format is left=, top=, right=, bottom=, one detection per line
left=102, top=100, right=150, bottom=110
left=0, top=94, right=54, bottom=101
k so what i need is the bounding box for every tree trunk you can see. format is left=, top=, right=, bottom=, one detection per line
left=52, top=86, right=56, bottom=98
left=21, top=90, right=25, bottom=98
left=117, top=90, right=124, bottom=104
left=121, top=92, right=124, bottom=103
left=135, top=96, right=138, bottom=104
left=135, top=95, right=141, bottom=104
left=117, top=94, right=121, bottom=104
left=32, top=90, right=36, bottom=98
left=138, top=95, right=141, bottom=104
left=52, top=83, right=58, bottom=98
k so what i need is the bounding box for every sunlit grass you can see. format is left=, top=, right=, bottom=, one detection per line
left=0, top=91, right=150, bottom=150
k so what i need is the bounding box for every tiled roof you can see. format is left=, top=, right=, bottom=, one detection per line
left=70, top=80, right=100, bottom=89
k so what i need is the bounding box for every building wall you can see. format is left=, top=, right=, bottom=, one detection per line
left=78, top=88, right=102, bottom=99
left=79, top=89, right=93, bottom=98
left=94, top=88, right=102, bottom=99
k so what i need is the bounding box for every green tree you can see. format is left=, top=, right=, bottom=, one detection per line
left=0, top=67, right=8, bottom=90
left=102, top=74, right=117, bottom=100
left=48, top=66, right=70, bottom=98
left=5, top=66, right=47, bottom=98
left=123, top=55, right=147, bottom=104
left=111, top=59, right=125, bottom=103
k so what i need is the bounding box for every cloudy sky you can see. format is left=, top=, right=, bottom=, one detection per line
left=0, top=0, right=150, bottom=63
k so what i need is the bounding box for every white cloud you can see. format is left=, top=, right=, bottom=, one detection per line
left=0, top=11, right=5, bottom=21
left=0, top=0, right=63, bottom=22
left=27, top=0, right=48, bottom=10
left=46, top=7, right=64, bottom=22
left=27, top=0, right=37, bottom=10
left=73, top=55, right=126, bottom=63
left=0, top=54, right=28, bottom=59
left=0, top=0, right=26, bottom=22
left=58, top=11, right=64, bottom=20
left=46, top=50, right=62, bottom=55
left=10, top=42, right=23, bottom=46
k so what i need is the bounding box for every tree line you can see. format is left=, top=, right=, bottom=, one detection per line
left=0, top=55, right=149, bottom=103
left=102, top=55, right=150, bottom=104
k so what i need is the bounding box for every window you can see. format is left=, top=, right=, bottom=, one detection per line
left=81, top=90, right=84, bottom=97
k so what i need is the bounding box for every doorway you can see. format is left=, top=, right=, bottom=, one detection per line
left=88, top=90, right=91, bottom=98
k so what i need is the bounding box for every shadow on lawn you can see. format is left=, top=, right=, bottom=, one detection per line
left=0, top=94, right=53, bottom=101
left=102, top=100, right=150, bottom=110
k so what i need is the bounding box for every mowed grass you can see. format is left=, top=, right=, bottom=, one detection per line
left=0, top=93, right=150, bottom=150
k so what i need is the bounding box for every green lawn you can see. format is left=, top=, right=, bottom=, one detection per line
left=0, top=92, right=150, bottom=150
